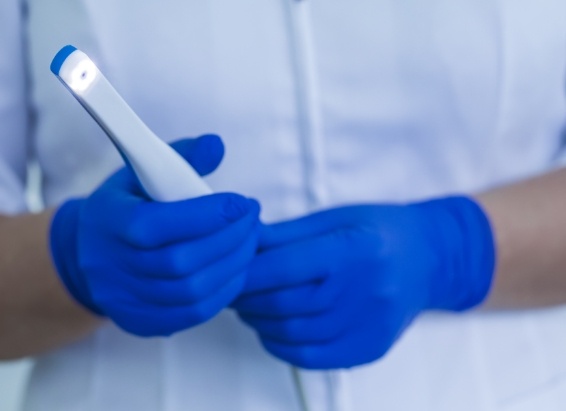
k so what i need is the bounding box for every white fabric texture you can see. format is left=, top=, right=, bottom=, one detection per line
left=0, top=0, right=564, bottom=410
left=0, top=0, right=30, bottom=214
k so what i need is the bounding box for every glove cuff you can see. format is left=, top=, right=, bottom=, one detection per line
left=50, top=199, right=103, bottom=315
left=417, top=196, right=496, bottom=311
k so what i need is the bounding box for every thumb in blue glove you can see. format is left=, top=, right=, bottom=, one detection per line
left=51, top=134, right=261, bottom=337
left=233, top=197, right=495, bottom=369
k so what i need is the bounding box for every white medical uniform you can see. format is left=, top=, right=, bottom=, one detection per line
left=2, top=0, right=566, bottom=410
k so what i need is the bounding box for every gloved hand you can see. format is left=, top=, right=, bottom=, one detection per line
left=50, top=134, right=261, bottom=337
left=233, top=197, right=495, bottom=369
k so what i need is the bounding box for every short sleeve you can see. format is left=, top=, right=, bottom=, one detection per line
left=0, top=0, right=30, bottom=214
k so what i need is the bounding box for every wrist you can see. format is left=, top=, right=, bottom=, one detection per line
left=415, top=196, right=496, bottom=311
left=50, top=199, right=103, bottom=315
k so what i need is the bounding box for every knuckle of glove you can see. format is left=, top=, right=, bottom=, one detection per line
left=265, top=293, right=293, bottom=316
left=276, top=319, right=303, bottom=343
left=220, top=195, right=258, bottom=224
left=148, top=259, right=211, bottom=304
left=162, top=247, right=193, bottom=278
left=181, top=277, right=212, bottom=305
left=310, top=285, right=341, bottom=315
left=123, top=205, right=154, bottom=248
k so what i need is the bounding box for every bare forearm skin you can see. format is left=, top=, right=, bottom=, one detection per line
left=0, top=210, right=101, bottom=360
left=478, top=167, right=566, bottom=309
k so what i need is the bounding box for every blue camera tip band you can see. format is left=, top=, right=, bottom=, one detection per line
left=50, top=45, right=77, bottom=76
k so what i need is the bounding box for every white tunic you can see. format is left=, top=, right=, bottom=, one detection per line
left=2, top=0, right=566, bottom=409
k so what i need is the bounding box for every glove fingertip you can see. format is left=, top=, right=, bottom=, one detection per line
left=219, top=193, right=260, bottom=223
left=170, top=134, right=225, bottom=176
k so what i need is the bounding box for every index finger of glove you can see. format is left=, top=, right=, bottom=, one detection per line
left=115, top=193, right=260, bottom=248
left=259, top=206, right=375, bottom=250
left=241, top=232, right=353, bottom=295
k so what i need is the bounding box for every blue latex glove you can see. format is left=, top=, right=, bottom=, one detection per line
left=50, top=135, right=261, bottom=337
left=233, top=197, right=495, bottom=369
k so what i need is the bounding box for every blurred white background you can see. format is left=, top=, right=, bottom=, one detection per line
left=0, top=360, right=32, bottom=411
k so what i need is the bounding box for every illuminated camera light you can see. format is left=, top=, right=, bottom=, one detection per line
left=50, top=45, right=213, bottom=202
left=68, top=58, right=98, bottom=92
left=56, top=49, right=100, bottom=94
